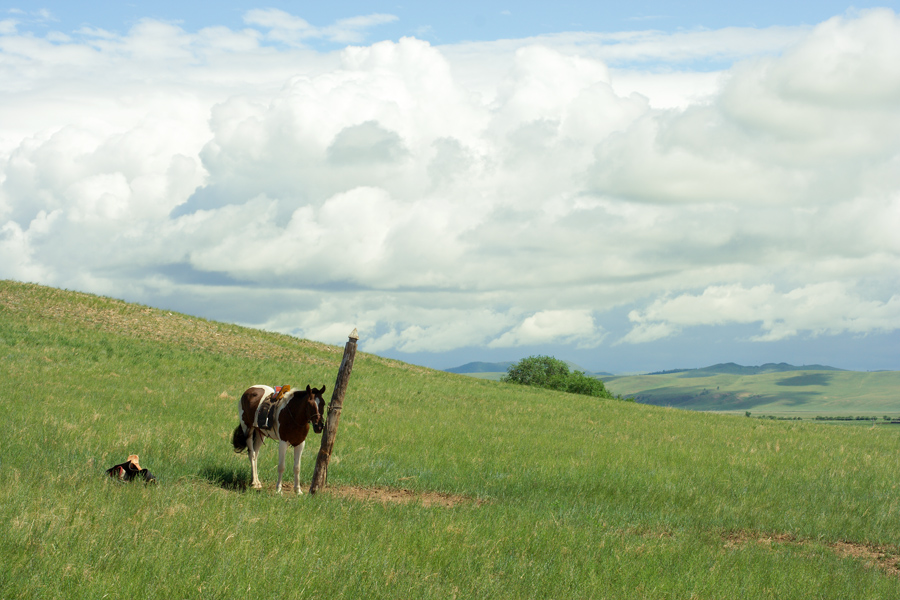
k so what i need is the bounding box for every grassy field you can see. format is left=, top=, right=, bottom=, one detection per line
left=603, top=370, right=900, bottom=418
left=3, top=280, right=900, bottom=599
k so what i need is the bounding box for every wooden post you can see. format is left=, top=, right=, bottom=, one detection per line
left=309, top=328, right=358, bottom=494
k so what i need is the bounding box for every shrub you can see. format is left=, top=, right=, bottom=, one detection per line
left=502, top=355, right=616, bottom=399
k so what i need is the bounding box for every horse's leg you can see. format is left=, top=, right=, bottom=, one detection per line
left=248, top=429, right=263, bottom=490
left=276, top=440, right=288, bottom=494
left=293, top=441, right=306, bottom=495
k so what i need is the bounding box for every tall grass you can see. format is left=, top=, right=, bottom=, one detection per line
left=2, top=280, right=900, bottom=598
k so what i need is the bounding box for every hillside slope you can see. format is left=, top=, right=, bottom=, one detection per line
left=3, top=280, right=900, bottom=599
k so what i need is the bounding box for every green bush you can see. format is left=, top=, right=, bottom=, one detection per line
left=502, top=355, right=616, bottom=399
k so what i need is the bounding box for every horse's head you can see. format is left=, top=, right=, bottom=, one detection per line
left=305, top=384, right=327, bottom=434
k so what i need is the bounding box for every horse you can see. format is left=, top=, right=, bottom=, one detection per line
left=231, top=384, right=326, bottom=494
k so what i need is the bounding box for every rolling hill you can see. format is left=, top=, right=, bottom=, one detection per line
left=447, top=360, right=897, bottom=416
left=3, top=279, right=900, bottom=598
left=649, top=362, right=845, bottom=376
left=603, top=367, right=900, bottom=416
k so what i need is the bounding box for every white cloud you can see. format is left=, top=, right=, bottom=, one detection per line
left=623, top=283, right=900, bottom=343
left=243, top=9, right=317, bottom=38
left=490, top=310, right=604, bottom=348
left=243, top=9, right=397, bottom=45
left=365, top=309, right=513, bottom=353
left=0, top=9, right=898, bottom=361
left=0, top=217, right=55, bottom=282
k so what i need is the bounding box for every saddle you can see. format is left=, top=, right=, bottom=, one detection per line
left=106, top=454, right=156, bottom=483
left=257, top=385, right=290, bottom=430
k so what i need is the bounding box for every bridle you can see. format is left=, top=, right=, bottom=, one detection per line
left=312, top=395, right=325, bottom=434
left=285, top=390, right=325, bottom=433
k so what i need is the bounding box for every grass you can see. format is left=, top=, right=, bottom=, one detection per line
left=3, top=280, right=900, bottom=598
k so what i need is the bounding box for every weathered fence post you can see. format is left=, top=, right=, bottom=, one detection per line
left=309, top=328, right=358, bottom=494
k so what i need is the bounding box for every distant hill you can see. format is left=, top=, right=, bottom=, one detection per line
left=445, top=361, right=514, bottom=374
left=650, top=362, right=844, bottom=376
left=446, top=360, right=613, bottom=377
left=603, top=365, right=899, bottom=416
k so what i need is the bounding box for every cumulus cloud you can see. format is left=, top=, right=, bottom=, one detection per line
left=327, top=121, right=410, bottom=165
left=0, top=218, right=55, bottom=282
left=365, top=308, right=515, bottom=353
left=489, top=310, right=605, bottom=348
left=1, top=8, right=899, bottom=364
left=623, top=283, right=900, bottom=343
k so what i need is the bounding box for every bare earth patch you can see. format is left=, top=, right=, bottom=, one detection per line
left=321, top=485, right=483, bottom=508
left=831, top=541, right=900, bottom=578
left=724, top=531, right=900, bottom=578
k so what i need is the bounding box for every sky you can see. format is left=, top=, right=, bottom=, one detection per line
left=1, top=2, right=899, bottom=374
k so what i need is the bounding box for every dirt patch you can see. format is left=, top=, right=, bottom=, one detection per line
left=831, top=541, right=900, bottom=577
left=724, top=530, right=900, bottom=578
left=322, top=485, right=483, bottom=508
left=197, top=466, right=481, bottom=507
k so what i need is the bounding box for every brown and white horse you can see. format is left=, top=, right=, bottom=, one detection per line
left=231, top=384, right=326, bottom=494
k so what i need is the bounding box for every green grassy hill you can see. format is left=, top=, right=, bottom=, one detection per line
left=603, top=369, right=900, bottom=417
left=3, top=280, right=900, bottom=599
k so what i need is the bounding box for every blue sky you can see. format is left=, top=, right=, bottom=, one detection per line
left=2, top=2, right=899, bottom=373
left=13, top=1, right=899, bottom=43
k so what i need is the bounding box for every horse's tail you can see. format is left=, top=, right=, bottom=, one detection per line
left=231, top=424, right=247, bottom=454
